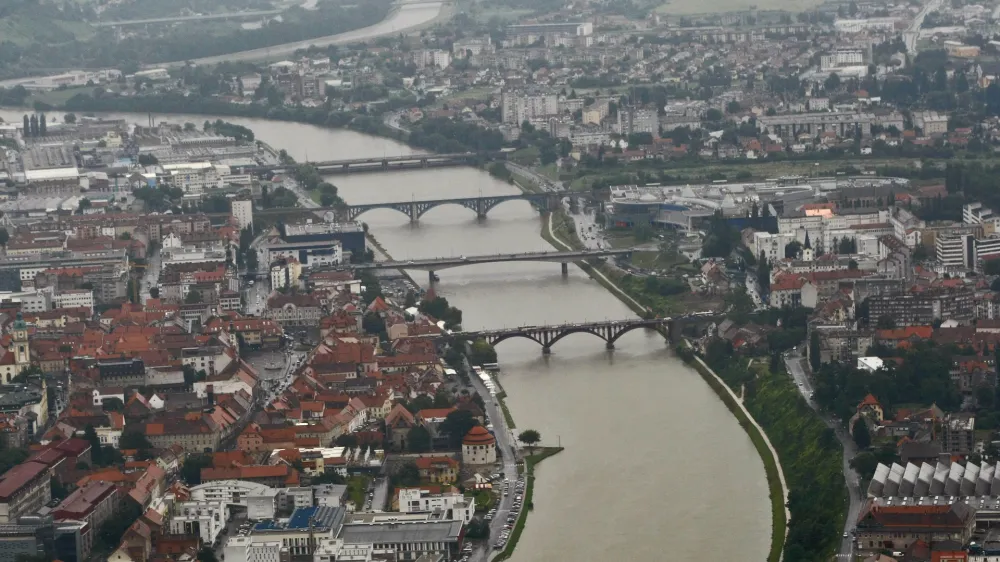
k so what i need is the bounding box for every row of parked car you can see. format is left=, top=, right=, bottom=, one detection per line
left=493, top=476, right=526, bottom=550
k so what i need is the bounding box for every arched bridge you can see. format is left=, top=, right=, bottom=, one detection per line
left=455, top=317, right=671, bottom=353
left=346, top=192, right=568, bottom=221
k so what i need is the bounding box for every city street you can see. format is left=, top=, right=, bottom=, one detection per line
left=467, top=368, right=518, bottom=562
left=140, top=248, right=162, bottom=302
left=784, top=352, right=861, bottom=559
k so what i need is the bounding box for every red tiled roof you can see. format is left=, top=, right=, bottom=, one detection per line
left=0, top=461, right=49, bottom=500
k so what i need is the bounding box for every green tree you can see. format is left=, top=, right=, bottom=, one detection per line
left=150, top=287, right=160, bottom=299
left=181, top=453, right=213, bottom=486
left=809, top=330, right=821, bottom=372
left=407, top=425, right=432, bottom=453
left=405, top=394, right=435, bottom=414
left=0, top=228, right=9, bottom=247
left=84, top=424, right=103, bottom=464
left=77, top=198, right=91, bottom=214
left=518, top=429, right=541, bottom=454
left=185, top=291, right=203, bottom=304
left=439, top=410, right=478, bottom=449
left=64, top=113, right=76, bottom=124
left=853, top=417, right=871, bottom=449
left=197, top=547, right=218, bottom=562
left=39, top=114, right=46, bottom=136
left=396, top=461, right=421, bottom=487
left=119, top=429, right=153, bottom=451
left=469, top=339, right=497, bottom=365
left=433, top=388, right=454, bottom=408
left=101, top=397, right=124, bottom=412
left=784, top=240, right=803, bottom=259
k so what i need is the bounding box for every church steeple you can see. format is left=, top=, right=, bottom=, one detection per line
left=12, top=312, right=29, bottom=368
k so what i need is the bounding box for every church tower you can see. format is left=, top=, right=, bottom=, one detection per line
left=12, top=312, right=29, bottom=370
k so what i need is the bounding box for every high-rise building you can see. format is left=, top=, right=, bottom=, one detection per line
left=231, top=199, right=253, bottom=232
left=501, top=91, right=558, bottom=124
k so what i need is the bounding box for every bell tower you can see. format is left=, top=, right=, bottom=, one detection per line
left=12, top=312, right=29, bottom=370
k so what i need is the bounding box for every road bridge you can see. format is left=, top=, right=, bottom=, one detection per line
left=251, top=152, right=501, bottom=175
left=454, top=317, right=671, bottom=352
left=339, top=248, right=632, bottom=282
left=344, top=192, right=568, bottom=221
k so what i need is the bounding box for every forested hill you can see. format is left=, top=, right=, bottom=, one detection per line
left=0, top=0, right=392, bottom=79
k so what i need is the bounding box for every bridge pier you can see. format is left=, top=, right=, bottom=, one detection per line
left=421, top=158, right=428, bottom=168
left=561, top=262, right=568, bottom=276
left=342, top=163, right=349, bottom=172
left=542, top=346, right=551, bottom=355
left=606, top=341, right=615, bottom=350
left=428, top=270, right=437, bottom=284
left=409, top=202, right=418, bottom=223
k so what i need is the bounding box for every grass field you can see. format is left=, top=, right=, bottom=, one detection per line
left=28, top=87, right=94, bottom=108
left=470, top=6, right=532, bottom=22
left=0, top=15, right=96, bottom=46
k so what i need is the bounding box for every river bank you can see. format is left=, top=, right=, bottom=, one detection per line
left=0, top=108, right=772, bottom=561
left=540, top=207, right=788, bottom=562
left=360, top=217, right=560, bottom=562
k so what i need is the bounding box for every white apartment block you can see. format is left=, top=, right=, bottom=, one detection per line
left=753, top=231, right=796, bottom=263
left=411, top=49, right=451, bottom=70
left=160, top=163, right=249, bottom=194
left=0, top=289, right=51, bottom=313
left=223, top=536, right=283, bottom=562
left=618, top=108, right=660, bottom=137
left=398, top=489, right=475, bottom=524
left=232, top=199, right=253, bottom=231
left=170, top=500, right=230, bottom=545
left=833, top=18, right=898, bottom=33
left=936, top=233, right=976, bottom=269
left=820, top=49, right=864, bottom=69
left=501, top=91, right=558, bottom=124
left=53, top=290, right=94, bottom=313
left=964, top=203, right=1000, bottom=228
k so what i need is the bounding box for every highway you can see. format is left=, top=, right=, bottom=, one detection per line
left=784, top=351, right=862, bottom=560
left=93, top=9, right=282, bottom=27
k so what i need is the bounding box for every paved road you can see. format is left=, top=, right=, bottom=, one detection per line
left=370, top=476, right=390, bottom=511
left=903, top=0, right=943, bottom=54
left=140, top=248, right=162, bottom=302
left=94, top=9, right=282, bottom=27
left=467, top=366, right=517, bottom=562
left=784, top=352, right=862, bottom=559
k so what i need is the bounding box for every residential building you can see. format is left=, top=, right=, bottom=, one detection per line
left=231, top=199, right=253, bottom=231
left=51, top=481, right=119, bottom=559
left=942, top=413, right=975, bottom=455
left=855, top=501, right=975, bottom=556
left=912, top=110, right=949, bottom=135
left=0, top=462, right=51, bottom=524
left=398, top=488, right=475, bottom=524
left=936, top=233, right=976, bottom=269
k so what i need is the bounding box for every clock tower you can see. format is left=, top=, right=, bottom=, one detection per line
left=12, top=312, right=29, bottom=371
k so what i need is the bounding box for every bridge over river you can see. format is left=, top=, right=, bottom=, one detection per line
left=338, top=248, right=632, bottom=282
